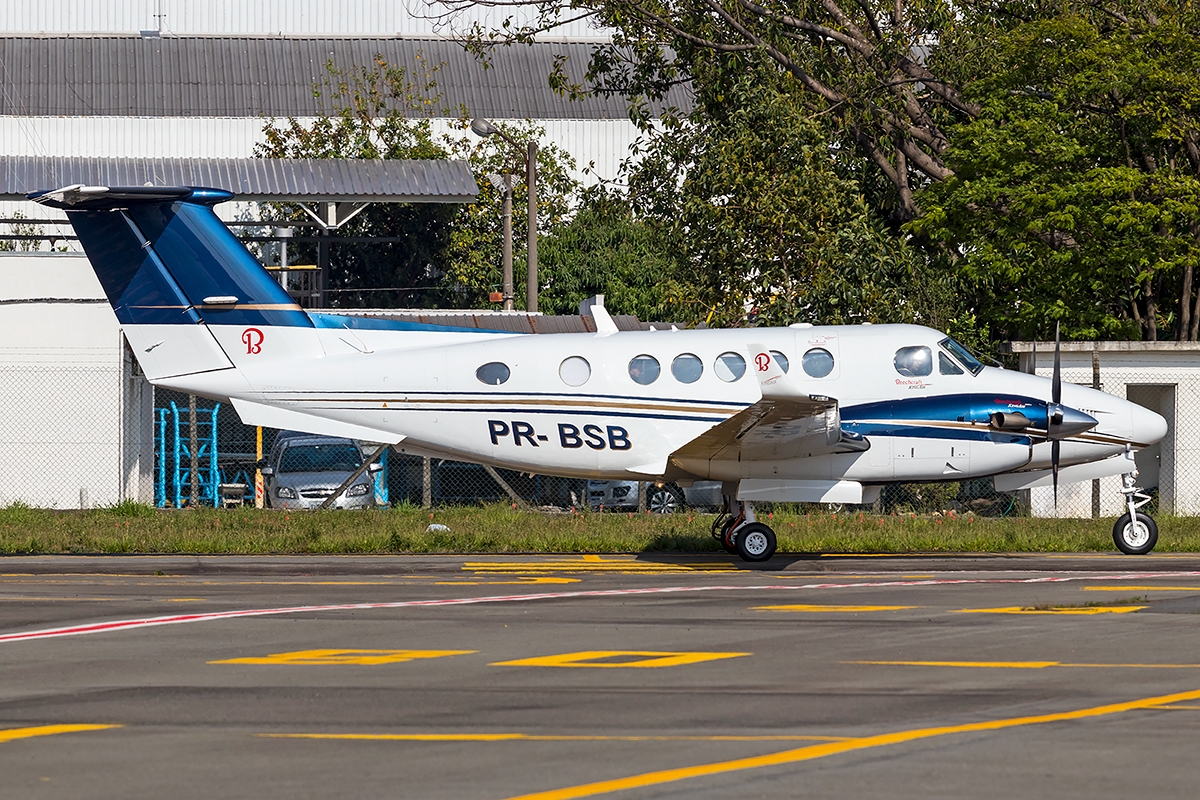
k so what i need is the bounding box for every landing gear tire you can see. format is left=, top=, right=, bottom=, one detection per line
left=719, top=518, right=739, bottom=555
left=735, top=522, right=777, bottom=563
left=1113, top=512, right=1158, bottom=555
left=647, top=484, right=683, bottom=514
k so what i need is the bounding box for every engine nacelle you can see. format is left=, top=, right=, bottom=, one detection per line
left=990, top=411, right=1031, bottom=431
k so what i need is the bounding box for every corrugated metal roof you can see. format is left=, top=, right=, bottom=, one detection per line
left=0, top=156, right=478, bottom=202
left=0, top=35, right=689, bottom=119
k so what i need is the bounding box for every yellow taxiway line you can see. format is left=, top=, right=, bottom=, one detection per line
left=956, top=606, right=1145, bottom=615
left=499, top=687, right=1200, bottom=800
left=1083, top=586, right=1200, bottom=592
left=753, top=604, right=918, bottom=613
left=848, top=660, right=1200, bottom=669
left=0, top=724, right=120, bottom=744
left=262, top=733, right=850, bottom=743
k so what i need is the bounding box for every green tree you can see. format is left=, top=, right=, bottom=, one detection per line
left=534, top=186, right=680, bottom=321
left=623, top=62, right=958, bottom=330
left=255, top=54, right=580, bottom=309
left=445, top=0, right=981, bottom=221
left=912, top=5, right=1200, bottom=341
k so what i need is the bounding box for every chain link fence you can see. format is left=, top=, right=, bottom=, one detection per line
left=0, top=361, right=1182, bottom=519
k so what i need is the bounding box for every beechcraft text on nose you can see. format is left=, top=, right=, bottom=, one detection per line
left=487, top=420, right=632, bottom=450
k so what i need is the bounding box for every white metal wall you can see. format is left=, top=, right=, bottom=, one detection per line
left=0, top=115, right=643, bottom=185
left=0, top=1, right=609, bottom=39
left=0, top=253, right=154, bottom=508
left=1027, top=353, right=1194, bottom=518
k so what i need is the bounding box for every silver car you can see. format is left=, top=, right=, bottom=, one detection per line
left=587, top=479, right=723, bottom=514
left=261, top=433, right=379, bottom=509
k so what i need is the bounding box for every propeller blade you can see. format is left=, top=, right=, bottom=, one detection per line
left=1051, top=440, right=1060, bottom=509
left=1052, top=322, right=1061, bottom=406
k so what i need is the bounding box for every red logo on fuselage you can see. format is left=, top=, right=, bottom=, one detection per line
left=755, top=353, right=771, bottom=372
left=242, top=327, right=264, bottom=355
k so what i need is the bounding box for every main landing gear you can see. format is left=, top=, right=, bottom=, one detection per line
left=1113, top=462, right=1157, bottom=555
left=712, top=497, right=777, bottom=562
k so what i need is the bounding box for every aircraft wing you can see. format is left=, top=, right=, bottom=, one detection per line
left=669, top=344, right=867, bottom=468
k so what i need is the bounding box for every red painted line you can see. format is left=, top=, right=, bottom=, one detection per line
left=2, top=571, right=1197, bottom=645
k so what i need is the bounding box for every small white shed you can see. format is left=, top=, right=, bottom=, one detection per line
left=1009, top=341, right=1192, bottom=518
left=0, top=252, right=154, bottom=508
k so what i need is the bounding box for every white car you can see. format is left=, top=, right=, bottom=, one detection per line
left=260, top=432, right=380, bottom=509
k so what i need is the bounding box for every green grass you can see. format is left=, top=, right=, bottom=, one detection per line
left=2, top=502, right=1200, bottom=555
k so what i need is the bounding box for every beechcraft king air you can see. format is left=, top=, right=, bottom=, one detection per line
left=35, top=184, right=1169, bottom=560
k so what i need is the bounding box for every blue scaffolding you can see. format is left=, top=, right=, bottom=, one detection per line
left=153, top=401, right=222, bottom=508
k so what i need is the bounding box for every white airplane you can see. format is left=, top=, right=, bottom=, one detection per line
left=34, top=185, right=1169, bottom=561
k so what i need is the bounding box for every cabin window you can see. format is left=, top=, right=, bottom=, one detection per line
left=476, top=362, right=511, bottom=385
left=802, top=348, right=834, bottom=378
left=939, top=337, right=984, bottom=375
left=671, top=353, right=703, bottom=384
left=771, top=351, right=790, bottom=373
left=938, top=352, right=965, bottom=375
left=714, top=352, right=746, bottom=382
left=894, top=346, right=933, bottom=377
left=559, top=356, right=591, bottom=387
left=628, top=354, right=661, bottom=385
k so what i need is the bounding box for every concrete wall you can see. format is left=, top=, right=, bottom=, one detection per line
left=0, top=253, right=154, bottom=508
left=1017, top=343, right=1200, bottom=517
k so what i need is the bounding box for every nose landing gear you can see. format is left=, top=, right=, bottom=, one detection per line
left=712, top=497, right=777, bottom=562
left=1114, top=467, right=1157, bottom=555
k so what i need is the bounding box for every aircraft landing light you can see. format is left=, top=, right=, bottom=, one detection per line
left=209, top=649, right=477, bottom=666
left=753, top=604, right=919, bottom=612
left=956, top=606, right=1145, bottom=615
left=846, top=660, right=1200, bottom=669
left=0, top=724, right=121, bottom=744
left=259, top=732, right=852, bottom=743
left=491, top=651, right=750, bottom=669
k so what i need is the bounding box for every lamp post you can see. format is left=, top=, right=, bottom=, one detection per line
left=471, top=118, right=538, bottom=313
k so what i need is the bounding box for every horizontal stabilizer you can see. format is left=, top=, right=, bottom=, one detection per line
left=30, top=184, right=202, bottom=209
left=993, top=450, right=1136, bottom=492
left=231, top=398, right=406, bottom=444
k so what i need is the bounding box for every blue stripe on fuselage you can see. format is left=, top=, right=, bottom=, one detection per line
left=842, top=393, right=1048, bottom=431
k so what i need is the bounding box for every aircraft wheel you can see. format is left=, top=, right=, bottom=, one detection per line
left=647, top=484, right=683, bottom=514
left=735, top=522, right=777, bottom=563
left=1113, top=512, right=1158, bottom=555
left=720, top=518, right=739, bottom=555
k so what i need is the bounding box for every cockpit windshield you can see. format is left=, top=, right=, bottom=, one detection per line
left=939, top=338, right=984, bottom=376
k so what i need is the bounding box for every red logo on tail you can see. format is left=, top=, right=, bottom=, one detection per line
left=755, top=352, right=771, bottom=371
left=242, top=328, right=264, bottom=355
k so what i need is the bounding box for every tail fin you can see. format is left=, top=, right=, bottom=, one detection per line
left=32, top=185, right=314, bottom=381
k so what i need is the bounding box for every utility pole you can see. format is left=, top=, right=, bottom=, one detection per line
left=501, top=174, right=514, bottom=311
left=526, top=140, right=538, bottom=313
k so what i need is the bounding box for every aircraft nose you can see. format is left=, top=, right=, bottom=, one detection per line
left=1130, top=402, right=1168, bottom=446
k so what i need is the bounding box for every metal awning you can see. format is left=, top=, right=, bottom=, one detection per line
left=0, top=156, right=478, bottom=204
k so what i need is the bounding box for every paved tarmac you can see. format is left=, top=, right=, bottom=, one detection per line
left=4, top=552, right=1200, bottom=799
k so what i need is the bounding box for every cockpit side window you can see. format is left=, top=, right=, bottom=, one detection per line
left=938, top=352, right=964, bottom=375
left=894, top=346, right=933, bottom=377
left=939, top=338, right=984, bottom=375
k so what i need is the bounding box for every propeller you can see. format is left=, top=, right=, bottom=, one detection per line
left=1051, top=324, right=1061, bottom=506
left=1042, top=323, right=1099, bottom=505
